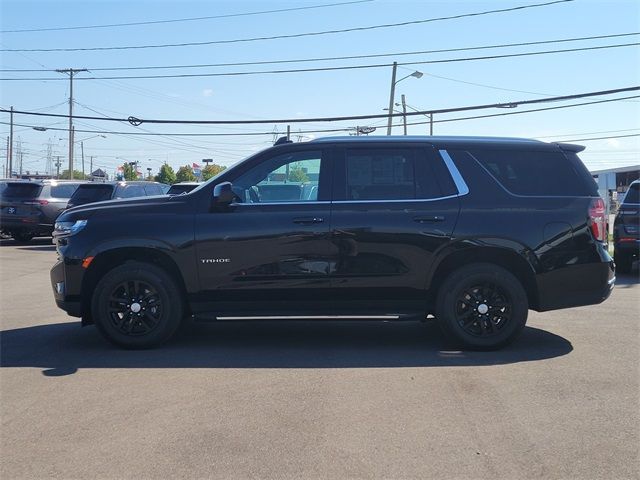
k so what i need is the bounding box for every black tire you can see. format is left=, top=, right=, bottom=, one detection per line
left=91, top=261, right=184, bottom=349
left=435, top=263, right=528, bottom=350
left=614, top=251, right=633, bottom=274
left=12, top=231, right=34, bottom=243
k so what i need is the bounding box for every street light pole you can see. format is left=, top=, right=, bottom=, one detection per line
left=401, top=94, right=408, bottom=136
left=81, top=141, right=85, bottom=178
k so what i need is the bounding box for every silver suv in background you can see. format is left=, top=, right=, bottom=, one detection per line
left=0, top=179, right=86, bottom=242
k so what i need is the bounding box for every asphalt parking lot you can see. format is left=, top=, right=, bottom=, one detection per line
left=0, top=238, right=638, bottom=480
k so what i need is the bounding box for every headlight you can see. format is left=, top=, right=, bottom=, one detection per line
left=54, top=219, right=88, bottom=236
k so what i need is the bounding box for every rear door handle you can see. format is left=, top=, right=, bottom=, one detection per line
left=413, top=215, right=445, bottom=223
left=293, top=217, right=324, bottom=225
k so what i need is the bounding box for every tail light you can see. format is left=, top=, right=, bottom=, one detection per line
left=589, top=198, right=606, bottom=242
left=23, top=200, right=49, bottom=206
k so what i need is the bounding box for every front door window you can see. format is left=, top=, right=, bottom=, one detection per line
left=233, top=151, right=322, bottom=203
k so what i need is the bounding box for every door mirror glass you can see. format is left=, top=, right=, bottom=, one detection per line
left=213, top=182, right=235, bottom=206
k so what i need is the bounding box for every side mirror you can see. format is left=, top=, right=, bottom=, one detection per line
left=213, top=181, right=235, bottom=206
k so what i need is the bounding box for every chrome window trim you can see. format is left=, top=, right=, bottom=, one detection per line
left=232, top=201, right=330, bottom=206
left=439, top=149, right=470, bottom=196
left=333, top=195, right=459, bottom=204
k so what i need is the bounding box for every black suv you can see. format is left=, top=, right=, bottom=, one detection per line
left=51, top=136, right=614, bottom=349
left=613, top=180, right=639, bottom=273
left=1, top=179, right=85, bottom=242
left=67, top=181, right=167, bottom=209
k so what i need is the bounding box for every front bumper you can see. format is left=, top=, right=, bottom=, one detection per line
left=50, top=259, right=82, bottom=318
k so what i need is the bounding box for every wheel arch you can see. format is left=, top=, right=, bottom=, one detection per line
left=80, top=246, right=190, bottom=324
left=426, top=244, right=540, bottom=311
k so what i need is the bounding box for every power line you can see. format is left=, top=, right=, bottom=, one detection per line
left=0, top=0, right=574, bottom=52
left=408, top=95, right=640, bottom=126
left=0, top=1, right=374, bottom=33
left=2, top=32, right=636, bottom=73
left=3, top=42, right=637, bottom=82
left=558, top=133, right=640, bottom=142
left=3, top=86, right=638, bottom=125
left=3, top=93, right=639, bottom=137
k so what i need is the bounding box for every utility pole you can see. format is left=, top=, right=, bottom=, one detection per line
left=15, top=138, right=22, bottom=176
left=386, top=62, right=398, bottom=135
left=90, top=156, right=94, bottom=175
left=401, top=94, right=408, bottom=136
left=286, top=125, right=291, bottom=141
left=8, top=106, right=14, bottom=178
left=430, top=114, right=434, bottom=136
left=55, top=156, right=61, bottom=178
left=81, top=141, right=85, bottom=178
left=5, top=136, right=9, bottom=177
left=56, top=68, right=87, bottom=180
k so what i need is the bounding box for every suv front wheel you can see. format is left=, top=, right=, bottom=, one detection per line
left=91, top=261, right=184, bottom=349
left=435, top=263, right=528, bottom=350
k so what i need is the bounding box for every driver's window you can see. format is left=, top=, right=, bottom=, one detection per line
left=233, top=150, right=322, bottom=203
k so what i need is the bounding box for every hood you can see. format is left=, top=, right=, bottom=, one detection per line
left=59, top=195, right=174, bottom=221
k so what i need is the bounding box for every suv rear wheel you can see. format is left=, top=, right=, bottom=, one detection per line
left=435, top=263, right=528, bottom=350
left=12, top=231, right=34, bottom=243
left=91, top=261, right=184, bottom=349
left=614, top=251, right=633, bottom=274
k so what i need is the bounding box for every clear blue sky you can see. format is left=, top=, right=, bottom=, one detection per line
left=1, top=0, right=639, bottom=177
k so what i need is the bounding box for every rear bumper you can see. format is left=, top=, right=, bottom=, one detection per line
left=614, top=239, right=640, bottom=257
left=0, top=216, right=52, bottom=234
left=535, top=259, right=615, bottom=312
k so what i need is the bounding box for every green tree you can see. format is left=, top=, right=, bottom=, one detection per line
left=154, top=163, right=177, bottom=185
left=120, top=162, right=138, bottom=181
left=288, top=164, right=309, bottom=183
left=202, top=163, right=226, bottom=181
left=176, top=165, right=197, bottom=183
left=59, top=169, right=88, bottom=180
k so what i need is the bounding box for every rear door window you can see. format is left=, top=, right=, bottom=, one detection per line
left=465, top=149, right=597, bottom=196
left=50, top=184, right=80, bottom=198
left=338, top=147, right=444, bottom=201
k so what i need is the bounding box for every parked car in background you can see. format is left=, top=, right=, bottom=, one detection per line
left=167, top=182, right=200, bottom=195
left=0, top=179, right=86, bottom=242
left=51, top=136, right=614, bottom=350
left=613, top=179, right=640, bottom=273
left=67, top=181, right=168, bottom=209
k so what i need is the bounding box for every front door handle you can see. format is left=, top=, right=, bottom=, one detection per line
left=293, top=217, right=324, bottom=225
left=413, top=215, right=445, bottom=223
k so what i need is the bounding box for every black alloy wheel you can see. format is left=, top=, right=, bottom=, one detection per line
left=92, top=261, right=184, bottom=349
left=455, top=283, right=512, bottom=337
left=436, top=263, right=528, bottom=350
left=107, top=280, right=163, bottom=336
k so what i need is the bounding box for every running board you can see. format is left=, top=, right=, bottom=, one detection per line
left=193, top=314, right=412, bottom=322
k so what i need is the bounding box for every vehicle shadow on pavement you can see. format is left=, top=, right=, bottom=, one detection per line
left=615, top=270, right=640, bottom=287
left=0, top=321, right=572, bottom=376
left=0, top=238, right=54, bottom=249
